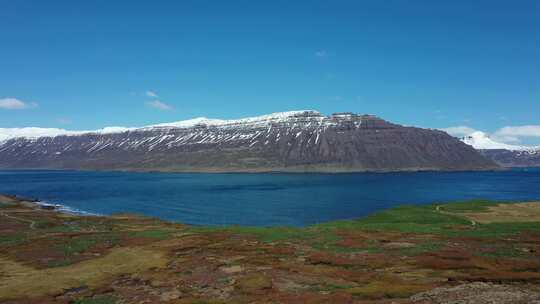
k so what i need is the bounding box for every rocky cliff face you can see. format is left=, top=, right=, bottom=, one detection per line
left=0, top=111, right=499, bottom=172
left=477, top=149, right=540, bottom=168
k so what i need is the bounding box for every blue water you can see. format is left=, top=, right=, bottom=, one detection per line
left=1, top=169, right=539, bottom=226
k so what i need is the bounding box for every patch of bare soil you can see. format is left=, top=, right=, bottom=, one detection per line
left=464, top=202, right=540, bottom=224
left=411, top=282, right=540, bottom=304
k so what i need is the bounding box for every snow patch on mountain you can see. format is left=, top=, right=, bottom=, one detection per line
left=0, top=126, right=134, bottom=143
left=0, top=110, right=321, bottom=142
left=149, top=117, right=227, bottom=129
left=148, top=110, right=322, bottom=129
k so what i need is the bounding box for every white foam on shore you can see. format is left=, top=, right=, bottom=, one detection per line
left=33, top=200, right=102, bottom=216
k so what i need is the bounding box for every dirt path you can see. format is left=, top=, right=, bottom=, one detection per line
left=0, top=210, right=38, bottom=230
left=435, top=205, right=477, bottom=226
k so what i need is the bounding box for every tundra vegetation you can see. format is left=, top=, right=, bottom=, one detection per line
left=1, top=195, right=540, bottom=303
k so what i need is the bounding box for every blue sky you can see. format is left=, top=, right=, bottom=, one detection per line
left=1, top=1, right=539, bottom=144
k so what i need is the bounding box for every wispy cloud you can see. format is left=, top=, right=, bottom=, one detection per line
left=145, top=90, right=159, bottom=98
left=0, top=98, right=38, bottom=110
left=495, top=125, right=540, bottom=138
left=315, top=50, right=329, bottom=58
left=492, top=125, right=540, bottom=143
left=145, top=100, right=173, bottom=111
left=441, top=124, right=540, bottom=145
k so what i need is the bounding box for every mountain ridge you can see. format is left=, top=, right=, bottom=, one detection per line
left=0, top=110, right=499, bottom=172
left=0, top=110, right=324, bottom=142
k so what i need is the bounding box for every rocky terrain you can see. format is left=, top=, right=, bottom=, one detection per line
left=0, top=111, right=498, bottom=172
left=477, top=149, right=540, bottom=168
left=1, top=195, right=540, bottom=303
left=411, top=282, right=540, bottom=304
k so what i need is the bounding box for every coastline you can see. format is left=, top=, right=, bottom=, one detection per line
left=4, top=192, right=540, bottom=229
left=0, top=194, right=101, bottom=217
left=0, top=164, right=504, bottom=174
left=8, top=169, right=540, bottom=227
left=2, top=194, right=540, bottom=303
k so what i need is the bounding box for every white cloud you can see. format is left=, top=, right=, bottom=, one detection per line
left=145, top=100, right=173, bottom=111
left=440, top=126, right=477, bottom=137
left=315, top=50, right=328, bottom=57
left=145, top=91, right=159, bottom=98
left=0, top=98, right=38, bottom=110
left=492, top=135, right=521, bottom=143
left=441, top=124, right=540, bottom=148
left=489, top=125, right=540, bottom=144
left=494, top=125, right=540, bottom=138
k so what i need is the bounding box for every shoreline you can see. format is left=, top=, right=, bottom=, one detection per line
left=2, top=193, right=540, bottom=303
left=4, top=193, right=540, bottom=229
left=0, top=165, right=506, bottom=174
left=0, top=194, right=102, bottom=217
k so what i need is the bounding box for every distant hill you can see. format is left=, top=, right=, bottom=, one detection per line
left=460, top=131, right=540, bottom=167
left=0, top=111, right=498, bottom=172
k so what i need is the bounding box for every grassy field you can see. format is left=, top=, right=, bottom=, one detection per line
left=1, top=195, right=540, bottom=303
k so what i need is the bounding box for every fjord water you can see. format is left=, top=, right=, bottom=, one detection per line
left=1, top=169, right=539, bottom=226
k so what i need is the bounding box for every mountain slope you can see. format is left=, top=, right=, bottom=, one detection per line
left=0, top=111, right=498, bottom=172
left=461, top=132, right=540, bottom=167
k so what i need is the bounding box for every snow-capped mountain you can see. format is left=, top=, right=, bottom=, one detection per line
left=0, top=111, right=322, bottom=143
left=0, top=111, right=498, bottom=172
left=0, top=110, right=320, bottom=142
left=0, top=126, right=134, bottom=143
left=460, top=131, right=540, bottom=167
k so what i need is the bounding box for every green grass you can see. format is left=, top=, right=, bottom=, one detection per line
left=47, top=259, right=73, bottom=268
left=438, top=199, right=495, bottom=213
left=456, top=221, right=540, bottom=238
left=314, top=201, right=540, bottom=238
left=58, top=234, right=119, bottom=256
left=398, top=241, right=444, bottom=255
left=35, top=217, right=117, bottom=233
left=347, top=280, right=427, bottom=299
left=74, top=295, right=117, bottom=304
left=314, top=204, right=472, bottom=235
left=130, top=229, right=173, bottom=240
left=77, top=219, right=115, bottom=232
left=324, top=282, right=354, bottom=291
left=191, top=225, right=318, bottom=243
left=61, top=237, right=98, bottom=256
left=64, top=218, right=116, bottom=232
left=191, top=201, right=540, bottom=248
left=476, top=245, right=529, bottom=259
left=191, top=225, right=352, bottom=253
left=192, top=203, right=476, bottom=243
left=43, top=225, right=81, bottom=233
left=0, top=233, right=27, bottom=247
left=33, top=219, right=55, bottom=229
